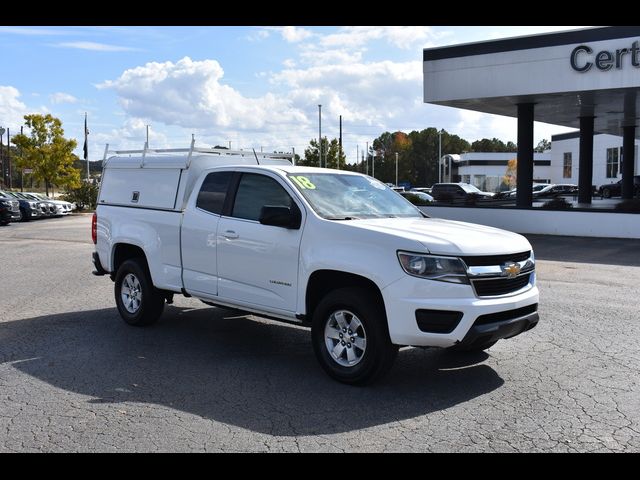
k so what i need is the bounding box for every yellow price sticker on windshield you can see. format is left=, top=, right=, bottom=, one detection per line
left=290, top=176, right=316, bottom=190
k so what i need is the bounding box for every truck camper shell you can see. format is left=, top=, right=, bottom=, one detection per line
left=99, top=143, right=293, bottom=211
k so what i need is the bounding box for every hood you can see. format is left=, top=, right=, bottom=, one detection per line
left=345, top=217, right=531, bottom=256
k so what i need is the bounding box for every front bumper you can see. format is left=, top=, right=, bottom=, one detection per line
left=382, top=275, right=539, bottom=347
left=1, top=209, right=21, bottom=222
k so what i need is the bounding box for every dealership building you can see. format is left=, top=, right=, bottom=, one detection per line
left=424, top=26, right=640, bottom=207
left=447, top=132, right=640, bottom=193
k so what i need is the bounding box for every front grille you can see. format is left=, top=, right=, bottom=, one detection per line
left=461, top=251, right=531, bottom=267
left=475, top=303, right=538, bottom=326
left=472, top=273, right=532, bottom=297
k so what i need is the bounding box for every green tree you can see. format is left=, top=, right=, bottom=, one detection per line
left=11, top=114, right=81, bottom=195
left=534, top=139, right=551, bottom=152
left=301, top=137, right=346, bottom=169
left=470, top=138, right=516, bottom=152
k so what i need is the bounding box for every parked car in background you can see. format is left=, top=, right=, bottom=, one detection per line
left=0, top=192, right=21, bottom=225
left=533, top=184, right=578, bottom=198
left=0, top=190, right=44, bottom=221
left=23, top=192, right=74, bottom=216
left=410, top=187, right=432, bottom=194
left=598, top=176, right=640, bottom=198
left=400, top=190, right=434, bottom=205
left=431, top=183, right=495, bottom=203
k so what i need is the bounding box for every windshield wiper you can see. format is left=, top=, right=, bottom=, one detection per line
left=325, top=216, right=361, bottom=221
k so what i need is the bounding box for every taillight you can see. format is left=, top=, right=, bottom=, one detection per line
left=92, top=212, right=97, bottom=244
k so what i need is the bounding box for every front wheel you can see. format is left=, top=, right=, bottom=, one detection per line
left=602, top=188, right=611, bottom=198
left=114, top=258, right=165, bottom=326
left=311, top=287, right=398, bottom=385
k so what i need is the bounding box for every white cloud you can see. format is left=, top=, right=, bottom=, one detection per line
left=298, top=46, right=363, bottom=66
left=282, top=58, right=296, bottom=68
left=0, top=27, right=71, bottom=36
left=0, top=85, right=29, bottom=128
left=54, top=41, right=138, bottom=52
left=245, top=29, right=270, bottom=42
left=50, top=92, right=78, bottom=104
left=319, top=26, right=440, bottom=50
left=279, top=26, right=313, bottom=43
left=98, top=56, right=308, bottom=132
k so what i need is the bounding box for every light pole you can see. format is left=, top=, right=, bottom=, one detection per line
left=0, top=126, right=5, bottom=188
left=318, top=104, right=322, bottom=168
left=438, top=129, right=443, bottom=184
left=395, top=152, right=398, bottom=187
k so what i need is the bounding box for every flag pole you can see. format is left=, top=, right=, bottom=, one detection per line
left=84, top=112, right=89, bottom=182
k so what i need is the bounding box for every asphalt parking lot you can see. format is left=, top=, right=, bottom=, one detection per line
left=1, top=215, right=639, bottom=452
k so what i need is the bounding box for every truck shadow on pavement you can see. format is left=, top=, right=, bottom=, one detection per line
left=0, top=306, right=503, bottom=436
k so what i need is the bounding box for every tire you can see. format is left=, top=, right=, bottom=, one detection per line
left=311, top=287, right=398, bottom=385
left=602, top=188, right=611, bottom=199
left=20, top=208, right=30, bottom=222
left=114, top=258, right=165, bottom=327
left=448, top=340, right=497, bottom=352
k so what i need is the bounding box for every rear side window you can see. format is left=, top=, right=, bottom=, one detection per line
left=196, top=171, right=233, bottom=215
left=232, top=173, right=293, bottom=221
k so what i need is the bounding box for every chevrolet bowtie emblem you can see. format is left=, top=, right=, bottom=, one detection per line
left=502, top=262, right=521, bottom=278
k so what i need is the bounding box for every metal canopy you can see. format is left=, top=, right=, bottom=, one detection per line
left=423, top=27, right=640, bottom=138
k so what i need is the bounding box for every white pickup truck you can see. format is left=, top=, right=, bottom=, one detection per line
left=92, top=146, right=539, bottom=385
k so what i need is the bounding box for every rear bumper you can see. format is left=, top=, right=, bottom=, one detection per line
left=92, top=251, right=109, bottom=276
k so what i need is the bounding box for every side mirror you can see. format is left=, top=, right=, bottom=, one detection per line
left=259, top=205, right=301, bottom=229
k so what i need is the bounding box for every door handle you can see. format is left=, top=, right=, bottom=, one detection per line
left=222, top=230, right=239, bottom=239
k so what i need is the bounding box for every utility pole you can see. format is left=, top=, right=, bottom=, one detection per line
left=372, top=150, right=375, bottom=178
left=292, top=147, right=296, bottom=166
left=365, top=141, right=369, bottom=175
left=145, top=124, right=150, bottom=148
left=356, top=144, right=359, bottom=172
left=438, top=129, right=443, bottom=184
left=318, top=104, right=322, bottom=168
left=338, top=115, right=342, bottom=170
left=7, top=128, right=11, bottom=189
left=228, top=141, right=232, bottom=150
left=20, top=126, right=23, bottom=192
left=0, top=126, right=4, bottom=189
left=395, top=152, right=399, bottom=187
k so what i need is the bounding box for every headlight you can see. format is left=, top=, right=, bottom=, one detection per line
left=0, top=200, right=9, bottom=207
left=29, top=202, right=38, bottom=208
left=397, top=252, right=469, bottom=284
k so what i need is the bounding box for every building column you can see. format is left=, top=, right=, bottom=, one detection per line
left=578, top=116, right=594, bottom=204
left=622, top=125, right=636, bottom=199
left=516, top=103, right=534, bottom=208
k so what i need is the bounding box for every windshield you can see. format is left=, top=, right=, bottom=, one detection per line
left=287, top=173, right=423, bottom=219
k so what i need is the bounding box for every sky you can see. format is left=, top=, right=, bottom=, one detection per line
left=0, top=25, right=589, bottom=163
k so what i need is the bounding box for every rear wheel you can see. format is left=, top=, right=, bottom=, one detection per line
left=114, top=258, right=164, bottom=326
left=602, top=188, right=611, bottom=199
left=311, top=287, right=398, bottom=385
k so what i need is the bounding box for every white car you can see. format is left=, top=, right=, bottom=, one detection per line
left=24, top=192, right=75, bottom=215
left=92, top=148, right=539, bottom=385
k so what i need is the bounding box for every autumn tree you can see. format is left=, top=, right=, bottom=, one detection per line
left=11, top=114, right=81, bottom=195
left=502, top=158, right=517, bottom=190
